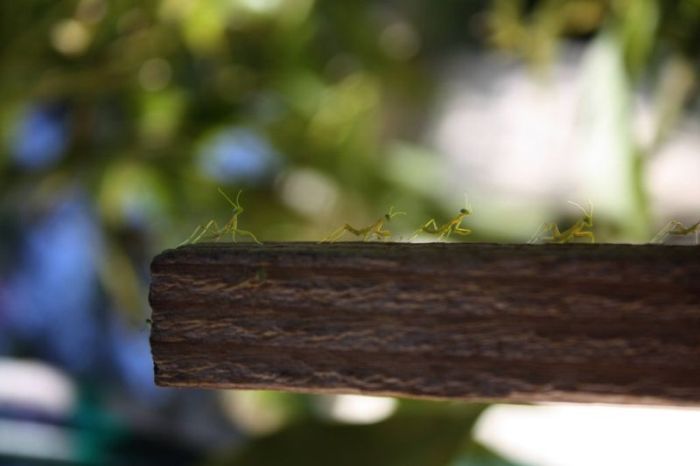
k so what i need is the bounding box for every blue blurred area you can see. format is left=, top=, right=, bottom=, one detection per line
left=199, top=128, right=282, bottom=184
left=0, top=194, right=219, bottom=462
left=11, top=104, right=69, bottom=170
left=2, top=197, right=101, bottom=373
left=106, top=313, right=163, bottom=402
left=0, top=194, right=162, bottom=403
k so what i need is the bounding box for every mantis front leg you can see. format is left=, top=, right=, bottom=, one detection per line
left=233, top=228, right=262, bottom=245
left=447, top=218, right=472, bottom=239
left=573, top=230, right=595, bottom=243
left=368, top=226, right=392, bottom=241
left=440, top=226, right=471, bottom=241
left=366, top=220, right=394, bottom=241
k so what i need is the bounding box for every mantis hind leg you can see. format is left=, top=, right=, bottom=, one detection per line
left=437, top=227, right=451, bottom=241
left=670, top=221, right=700, bottom=235
left=189, top=220, right=222, bottom=244
left=320, top=226, right=345, bottom=243
left=321, top=224, right=362, bottom=243
left=665, top=220, right=700, bottom=244
left=411, top=219, right=439, bottom=240
left=420, top=219, right=440, bottom=234
left=179, top=225, right=203, bottom=246
left=529, top=223, right=557, bottom=244
left=651, top=221, right=682, bottom=244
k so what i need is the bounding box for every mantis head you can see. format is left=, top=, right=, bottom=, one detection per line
left=569, top=200, right=593, bottom=227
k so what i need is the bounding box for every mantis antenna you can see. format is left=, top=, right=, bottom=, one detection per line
left=217, top=187, right=241, bottom=210
left=567, top=200, right=592, bottom=217
left=387, top=206, right=406, bottom=219
left=464, top=194, right=472, bottom=214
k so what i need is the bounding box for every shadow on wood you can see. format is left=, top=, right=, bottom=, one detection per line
left=149, top=242, right=700, bottom=405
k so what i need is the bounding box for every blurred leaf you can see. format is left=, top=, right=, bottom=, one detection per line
left=451, top=440, right=533, bottom=466
left=162, top=0, right=229, bottom=53
left=209, top=401, right=486, bottom=466
left=579, top=31, right=649, bottom=239
left=219, top=391, right=319, bottom=436
left=649, top=55, right=696, bottom=153
left=138, top=88, right=186, bottom=146
left=97, top=160, right=171, bottom=229
left=229, top=0, right=315, bottom=29
left=615, top=0, right=659, bottom=76
left=97, top=241, right=146, bottom=322
left=307, top=72, right=380, bottom=151
left=383, top=141, right=445, bottom=199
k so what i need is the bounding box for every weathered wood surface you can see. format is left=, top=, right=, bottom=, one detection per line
left=149, top=243, right=700, bottom=405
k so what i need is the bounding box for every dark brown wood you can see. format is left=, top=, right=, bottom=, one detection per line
left=149, top=242, right=700, bottom=405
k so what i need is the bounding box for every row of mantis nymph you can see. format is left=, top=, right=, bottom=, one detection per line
left=180, top=189, right=700, bottom=246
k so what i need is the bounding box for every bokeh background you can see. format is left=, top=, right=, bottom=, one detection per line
left=1, top=0, right=700, bottom=464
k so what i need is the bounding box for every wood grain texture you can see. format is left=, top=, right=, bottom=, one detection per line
left=149, top=242, right=700, bottom=405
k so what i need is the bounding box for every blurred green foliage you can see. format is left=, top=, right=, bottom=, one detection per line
left=209, top=401, right=527, bottom=466
left=1, top=0, right=698, bottom=247
left=488, top=0, right=700, bottom=237
left=2, top=0, right=699, bottom=248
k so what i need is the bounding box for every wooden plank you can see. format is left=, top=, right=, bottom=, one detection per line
left=149, top=242, right=700, bottom=405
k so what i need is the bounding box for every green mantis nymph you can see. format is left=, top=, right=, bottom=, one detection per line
left=651, top=219, right=700, bottom=244
left=180, top=188, right=261, bottom=245
left=529, top=201, right=594, bottom=244
left=411, top=198, right=472, bottom=241
left=321, top=206, right=406, bottom=242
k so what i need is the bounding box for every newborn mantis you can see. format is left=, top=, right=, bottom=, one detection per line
left=651, top=220, right=700, bottom=244
left=180, top=188, right=261, bottom=245
left=411, top=198, right=472, bottom=241
left=321, top=206, right=406, bottom=242
left=529, top=201, right=594, bottom=244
